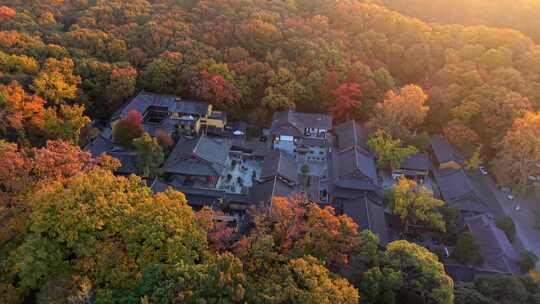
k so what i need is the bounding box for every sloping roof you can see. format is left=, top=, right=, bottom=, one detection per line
left=84, top=130, right=114, bottom=157
left=250, top=177, right=296, bottom=204
left=260, top=151, right=298, bottom=184
left=335, top=120, right=367, bottom=151
left=270, top=109, right=332, bottom=136
left=432, top=168, right=490, bottom=213
left=401, top=153, right=431, bottom=171
left=163, top=136, right=231, bottom=176
left=342, top=195, right=389, bottom=244
left=84, top=129, right=143, bottom=175
left=435, top=169, right=475, bottom=201
left=296, top=112, right=333, bottom=130
left=115, top=91, right=210, bottom=119
left=108, top=152, right=142, bottom=175
left=465, top=214, right=520, bottom=274
left=150, top=179, right=170, bottom=193
left=336, top=146, right=378, bottom=181
left=429, top=135, right=464, bottom=165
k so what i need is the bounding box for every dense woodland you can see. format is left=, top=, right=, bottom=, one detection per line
left=1, top=0, right=540, bottom=303
left=377, top=0, right=540, bottom=42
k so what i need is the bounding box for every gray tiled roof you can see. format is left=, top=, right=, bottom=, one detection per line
left=84, top=130, right=114, bottom=157
left=336, top=146, right=378, bottom=181
left=401, top=153, right=431, bottom=171
left=260, top=151, right=298, bottom=184
left=434, top=169, right=481, bottom=202
left=270, top=109, right=332, bottom=136
left=84, top=129, right=143, bottom=175
left=335, top=120, right=367, bottom=151
left=163, top=136, right=231, bottom=176
left=341, top=195, right=389, bottom=244
left=465, top=214, right=520, bottom=274
left=250, top=177, right=296, bottom=204
left=115, top=91, right=210, bottom=120
left=432, top=168, right=491, bottom=215
left=108, top=151, right=142, bottom=175
left=429, top=135, right=464, bottom=165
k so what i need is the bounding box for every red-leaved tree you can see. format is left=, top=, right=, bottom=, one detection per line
left=112, top=110, right=144, bottom=148
left=329, top=83, right=363, bottom=123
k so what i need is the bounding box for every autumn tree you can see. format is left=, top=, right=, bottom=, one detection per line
left=31, top=58, right=81, bottom=105
left=43, top=104, right=90, bottom=145
left=133, top=254, right=358, bottom=304
left=106, top=66, right=137, bottom=111
left=239, top=195, right=360, bottom=271
left=369, top=85, right=429, bottom=139
left=367, top=130, right=418, bottom=171
left=450, top=85, right=532, bottom=151
left=133, top=132, right=164, bottom=177
left=0, top=6, right=15, bottom=23
left=0, top=81, right=47, bottom=144
left=139, top=51, right=184, bottom=95
left=386, top=178, right=446, bottom=233
left=262, top=68, right=303, bottom=111
left=196, top=207, right=237, bottom=253
left=329, top=83, right=363, bottom=123
left=443, top=121, right=481, bottom=156
left=251, top=256, right=359, bottom=304
left=0, top=140, right=117, bottom=247
left=492, top=111, right=540, bottom=194
left=190, top=70, right=241, bottom=107
left=13, top=169, right=207, bottom=294
left=112, top=110, right=144, bottom=149
left=237, top=19, right=282, bottom=56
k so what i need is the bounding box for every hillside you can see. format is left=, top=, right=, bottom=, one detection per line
left=377, top=0, right=540, bottom=42
left=1, top=1, right=540, bottom=303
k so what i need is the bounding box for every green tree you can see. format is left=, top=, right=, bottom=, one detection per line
left=133, top=132, right=164, bottom=178
left=452, top=232, right=483, bottom=266
left=386, top=178, right=446, bottom=233
left=367, top=130, right=418, bottom=170
left=361, top=266, right=403, bottom=304
left=140, top=253, right=247, bottom=304
left=364, top=240, right=453, bottom=304
left=496, top=216, right=516, bottom=243
left=473, top=275, right=530, bottom=304
left=139, top=52, right=184, bottom=95
left=520, top=251, right=539, bottom=273
left=464, top=146, right=483, bottom=170
left=454, top=282, right=491, bottom=304
left=262, top=68, right=303, bottom=111
left=13, top=168, right=207, bottom=293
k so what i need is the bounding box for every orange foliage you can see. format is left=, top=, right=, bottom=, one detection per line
left=0, top=140, right=117, bottom=246
left=443, top=121, right=480, bottom=153
left=330, top=83, right=363, bottom=123
left=197, top=207, right=237, bottom=253
left=0, top=81, right=47, bottom=140
left=0, top=6, right=15, bottom=23
left=240, top=195, right=360, bottom=270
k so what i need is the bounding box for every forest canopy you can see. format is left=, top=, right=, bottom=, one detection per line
left=1, top=0, right=539, bottom=303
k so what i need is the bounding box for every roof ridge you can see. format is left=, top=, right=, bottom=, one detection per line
left=276, top=152, right=282, bottom=177
left=193, top=135, right=203, bottom=154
